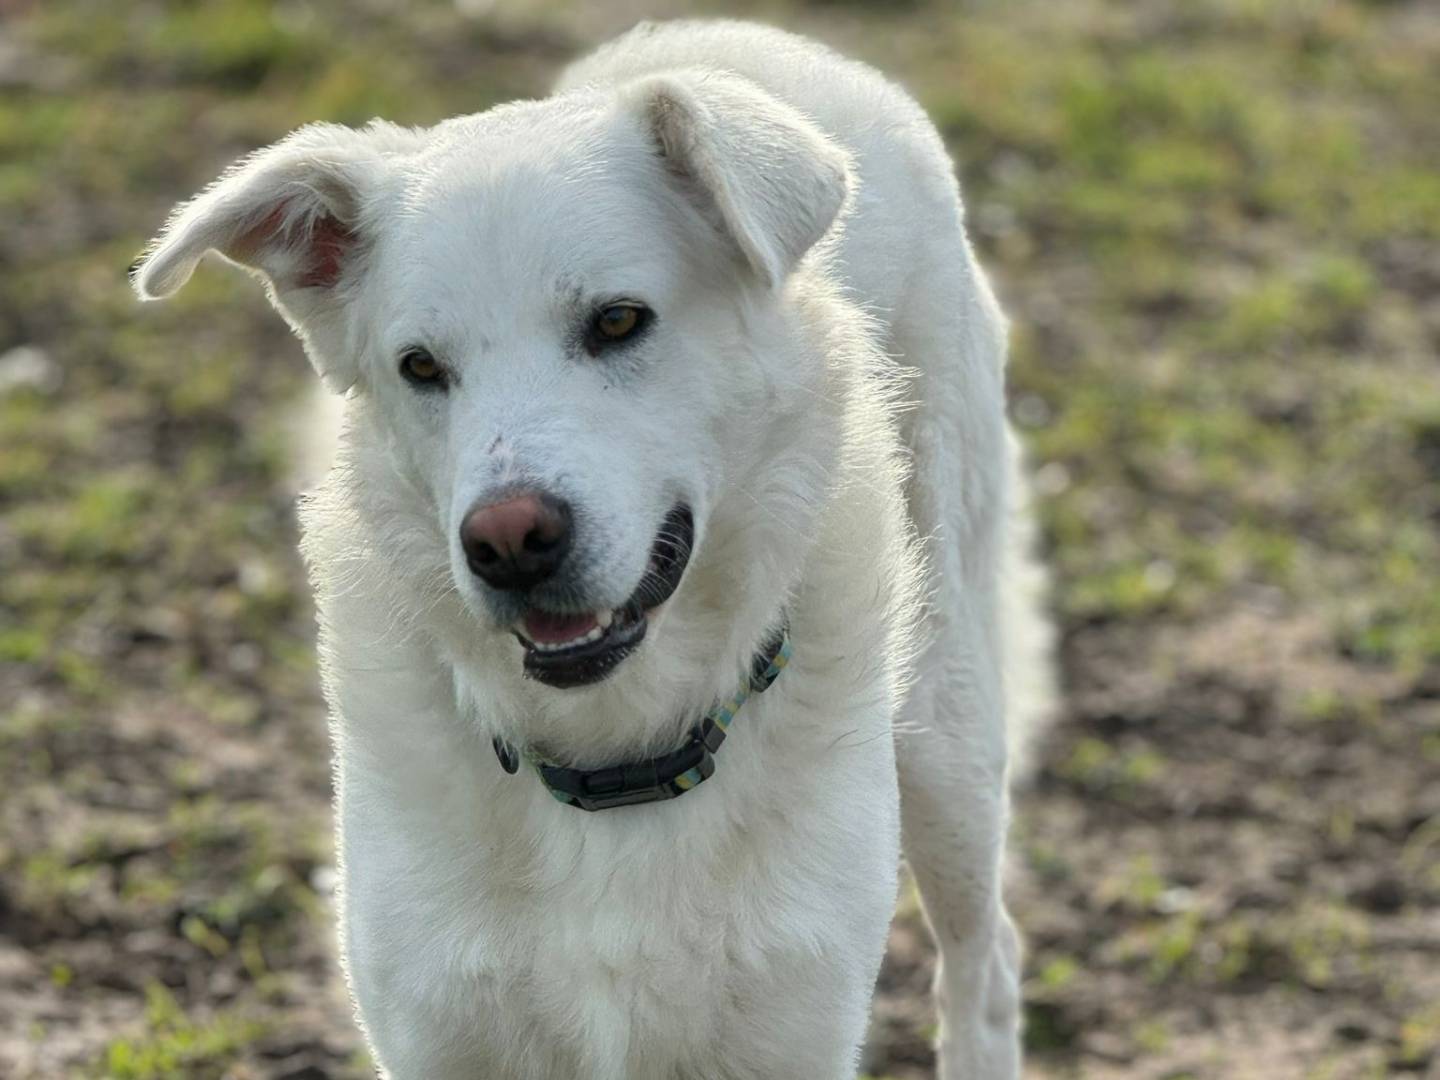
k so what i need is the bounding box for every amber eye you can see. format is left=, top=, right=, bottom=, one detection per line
left=399, top=347, right=446, bottom=388
left=586, top=303, right=652, bottom=354
left=597, top=305, right=640, bottom=339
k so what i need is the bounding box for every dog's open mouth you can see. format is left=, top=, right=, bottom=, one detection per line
left=514, top=504, right=694, bottom=689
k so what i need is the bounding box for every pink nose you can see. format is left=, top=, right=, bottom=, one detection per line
left=459, top=492, right=573, bottom=591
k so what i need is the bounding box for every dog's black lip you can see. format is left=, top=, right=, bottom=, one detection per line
left=520, top=504, right=694, bottom=689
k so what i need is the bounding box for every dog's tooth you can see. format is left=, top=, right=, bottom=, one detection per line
left=596, top=609, right=614, bottom=630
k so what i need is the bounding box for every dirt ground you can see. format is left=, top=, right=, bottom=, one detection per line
left=2, top=1, right=1437, bottom=1078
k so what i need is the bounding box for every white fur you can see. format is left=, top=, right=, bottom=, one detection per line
left=136, top=20, right=1055, bottom=1079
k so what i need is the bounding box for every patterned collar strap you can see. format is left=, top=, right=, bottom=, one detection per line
left=492, top=626, right=793, bottom=813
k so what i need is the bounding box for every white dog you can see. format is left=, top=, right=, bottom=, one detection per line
left=134, top=20, right=1054, bottom=1079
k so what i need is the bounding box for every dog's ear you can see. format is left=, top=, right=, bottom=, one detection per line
left=626, top=72, right=852, bottom=289
left=132, top=121, right=422, bottom=388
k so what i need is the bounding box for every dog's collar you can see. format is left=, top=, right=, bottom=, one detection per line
left=492, top=626, right=792, bottom=812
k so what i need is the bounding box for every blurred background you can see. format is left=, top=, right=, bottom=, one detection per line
left=1, top=0, right=1437, bottom=1077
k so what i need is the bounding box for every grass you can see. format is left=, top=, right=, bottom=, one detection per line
left=1, top=0, right=1436, bottom=1077
left=93, top=985, right=265, bottom=1080
left=881, top=1, right=1440, bottom=667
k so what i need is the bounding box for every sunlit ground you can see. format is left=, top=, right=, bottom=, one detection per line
left=1, top=1, right=1437, bottom=1076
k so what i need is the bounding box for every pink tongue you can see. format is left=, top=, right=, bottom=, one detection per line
left=523, top=609, right=600, bottom=645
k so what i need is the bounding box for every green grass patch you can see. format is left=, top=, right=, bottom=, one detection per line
left=94, top=985, right=266, bottom=1080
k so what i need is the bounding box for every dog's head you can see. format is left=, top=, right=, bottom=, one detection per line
left=136, top=72, right=853, bottom=719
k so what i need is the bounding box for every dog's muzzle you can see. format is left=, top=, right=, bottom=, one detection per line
left=491, top=504, right=696, bottom=689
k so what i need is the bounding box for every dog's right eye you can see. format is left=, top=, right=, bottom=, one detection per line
left=584, top=302, right=653, bottom=356
left=399, top=348, right=447, bottom=389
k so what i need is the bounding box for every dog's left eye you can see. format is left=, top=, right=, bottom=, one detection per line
left=399, top=347, right=447, bottom=389
left=585, top=303, right=652, bottom=354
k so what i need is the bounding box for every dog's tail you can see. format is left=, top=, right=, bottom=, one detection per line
left=1001, top=428, right=1059, bottom=787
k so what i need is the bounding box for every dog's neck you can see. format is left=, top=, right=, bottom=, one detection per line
left=490, top=622, right=791, bottom=812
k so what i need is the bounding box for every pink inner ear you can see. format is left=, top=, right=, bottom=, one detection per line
left=234, top=201, right=355, bottom=289
left=301, top=213, right=355, bottom=289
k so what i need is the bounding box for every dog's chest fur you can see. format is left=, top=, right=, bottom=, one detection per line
left=305, top=372, right=913, bottom=1078
left=327, top=597, right=902, bottom=1080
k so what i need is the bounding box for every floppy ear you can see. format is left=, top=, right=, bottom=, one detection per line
left=132, top=121, right=422, bottom=388
left=625, top=72, right=852, bottom=288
